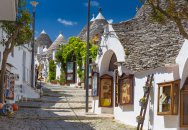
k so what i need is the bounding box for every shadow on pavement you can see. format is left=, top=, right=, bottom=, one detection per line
left=0, top=84, right=95, bottom=130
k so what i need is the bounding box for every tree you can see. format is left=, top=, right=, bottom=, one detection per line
left=0, top=1, right=32, bottom=103
left=49, top=60, right=56, bottom=81
left=55, top=37, right=98, bottom=82
left=140, top=0, right=188, bottom=39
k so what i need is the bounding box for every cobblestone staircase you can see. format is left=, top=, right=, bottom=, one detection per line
left=17, top=84, right=113, bottom=120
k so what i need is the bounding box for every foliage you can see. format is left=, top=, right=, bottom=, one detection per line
left=49, top=60, right=56, bottom=81
left=139, top=97, right=146, bottom=103
left=59, top=70, right=66, bottom=83
left=0, top=0, right=32, bottom=103
left=55, top=37, right=98, bottom=82
left=139, top=0, right=188, bottom=39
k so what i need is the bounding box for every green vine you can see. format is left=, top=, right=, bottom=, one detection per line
left=55, top=37, right=98, bottom=82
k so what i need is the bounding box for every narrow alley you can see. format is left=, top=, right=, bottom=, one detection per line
left=0, top=84, right=135, bottom=130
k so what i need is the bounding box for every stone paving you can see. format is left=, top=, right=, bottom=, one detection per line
left=0, top=84, right=136, bottom=130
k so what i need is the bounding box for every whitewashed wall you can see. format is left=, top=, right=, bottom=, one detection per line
left=92, top=24, right=188, bottom=130
left=0, top=24, right=39, bottom=103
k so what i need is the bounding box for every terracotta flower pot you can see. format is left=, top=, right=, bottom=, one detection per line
left=0, top=103, right=4, bottom=109
left=12, top=104, right=19, bottom=111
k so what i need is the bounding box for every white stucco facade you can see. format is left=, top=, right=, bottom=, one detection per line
left=0, top=24, right=39, bottom=103
left=92, top=24, right=188, bottom=130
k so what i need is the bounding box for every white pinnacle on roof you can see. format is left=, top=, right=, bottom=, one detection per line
left=41, top=30, right=46, bottom=34
left=55, top=33, right=66, bottom=45
left=48, top=33, right=66, bottom=51
left=90, top=14, right=95, bottom=22
left=95, top=8, right=105, bottom=20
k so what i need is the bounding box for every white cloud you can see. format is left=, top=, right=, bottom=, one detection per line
left=57, top=18, right=77, bottom=26
left=84, top=0, right=99, bottom=7
left=108, top=19, right=114, bottom=24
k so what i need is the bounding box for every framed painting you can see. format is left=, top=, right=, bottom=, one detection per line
left=99, top=74, right=113, bottom=107
left=118, top=74, right=134, bottom=105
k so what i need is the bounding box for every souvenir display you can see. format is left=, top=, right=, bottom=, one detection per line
left=157, top=80, right=180, bottom=115
left=6, top=73, right=15, bottom=100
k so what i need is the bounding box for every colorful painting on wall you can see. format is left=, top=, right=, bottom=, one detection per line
left=119, top=74, right=134, bottom=105
left=99, top=74, right=113, bottom=107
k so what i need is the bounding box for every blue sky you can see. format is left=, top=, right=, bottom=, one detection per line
left=27, top=0, right=141, bottom=41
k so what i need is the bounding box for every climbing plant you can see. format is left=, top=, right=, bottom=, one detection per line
left=55, top=37, right=98, bottom=82
left=49, top=60, right=56, bottom=81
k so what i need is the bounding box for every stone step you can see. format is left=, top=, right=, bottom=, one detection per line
left=21, top=98, right=92, bottom=103
left=18, top=105, right=92, bottom=110
left=14, top=108, right=114, bottom=120
left=18, top=102, right=92, bottom=109
left=42, top=93, right=92, bottom=97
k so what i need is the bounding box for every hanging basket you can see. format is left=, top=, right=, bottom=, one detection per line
left=143, top=86, right=149, bottom=93
left=136, top=116, right=144, bottom=124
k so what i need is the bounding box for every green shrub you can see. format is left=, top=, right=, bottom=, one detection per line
left=49, top=60, right=56, bottom=81
left=59, top=71, right=66, bottom=83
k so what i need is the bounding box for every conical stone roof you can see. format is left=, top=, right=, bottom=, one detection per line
left=48, top=33, right=66, bottom=51
left=35, top=30, right=52, bottom=47
left=78, top=9, right=108, bottom=42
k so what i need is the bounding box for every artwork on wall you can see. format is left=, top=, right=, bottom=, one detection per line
left=6, top=73, right=15, bottom=100
left=118, top=74, right=134, bottom=105
left=92, top=72, right=99, bottom=97
left=99, top=74, right=113, bottom=107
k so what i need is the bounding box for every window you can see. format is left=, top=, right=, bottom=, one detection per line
left=99, top=74, right=113, bottom=107
left=180, top=77, right=188, bottom=128
left=157, top=80, right=180, bottom=115
left=118, top=74, right=134, bottom=105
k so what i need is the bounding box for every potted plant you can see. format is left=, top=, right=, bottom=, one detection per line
left=143, top=85, right=150, bottom=93
left=139, top=97, right=147, bottom=108
left=51, top=80, right=58, bottom=84
left=136, top=116, right=144, bottom=124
